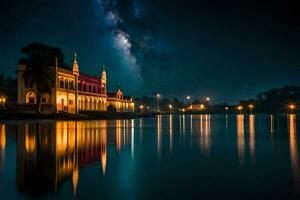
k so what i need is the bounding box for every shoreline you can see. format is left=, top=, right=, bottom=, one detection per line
left=0, top=111, right=294, bottom=121
left=0, top=111, right=156, bottom=121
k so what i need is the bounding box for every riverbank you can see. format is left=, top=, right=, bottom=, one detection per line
left=0, top=111, right=156, bottom=121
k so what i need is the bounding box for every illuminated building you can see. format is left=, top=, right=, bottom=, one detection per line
left=17, top=53, right=134, bottom=114
left=188, top=103, right=205, bottom=111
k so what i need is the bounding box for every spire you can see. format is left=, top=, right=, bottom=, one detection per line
left=74, top=52, right=77, bottom=63
left=101, top=64, right=107, bottom=80
left=117, top=83, right=121, bottom=91
left=72, top=51, right=79, bottom=75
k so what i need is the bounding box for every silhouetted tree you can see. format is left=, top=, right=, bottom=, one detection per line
left=20, top=43, right=67, bottom=113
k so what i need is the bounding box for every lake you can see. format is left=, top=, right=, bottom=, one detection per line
left=0, top=114, right=299, bottom=199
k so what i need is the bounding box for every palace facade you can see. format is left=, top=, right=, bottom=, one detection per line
left=17, top=54, right=134, bottom=114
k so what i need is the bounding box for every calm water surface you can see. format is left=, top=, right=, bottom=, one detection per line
left=0, top=114, right=299, bottom=199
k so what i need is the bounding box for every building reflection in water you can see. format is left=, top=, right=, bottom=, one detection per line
left=16, top=121, right=111, bottom=197
left=289, top=114, right=300, bottom=189
left=237, top=115, right=245, bottom=164
left=169, top=115, right=173, bottom=152
left=157, top=115, right=162, bottom=159
left=249, top=115, right=255, bottom=162
left=0, top=124, right=5, bottom=171
left=200, top=115, right=211, bottom=155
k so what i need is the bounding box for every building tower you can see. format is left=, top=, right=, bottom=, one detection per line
left=101, top=65, right=107, bottom=95
left=73, top=52, right=79, bottom=114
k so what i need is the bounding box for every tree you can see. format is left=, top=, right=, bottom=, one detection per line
left=20, top=43, right=66, bottom=113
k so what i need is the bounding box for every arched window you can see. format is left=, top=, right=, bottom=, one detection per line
left=93, top=86, right=96, bottom=93
left=65, top=80, right=68, bottom=89
left=70, top=80, right=74, bottom=90
left=83, top=83, right=86, bottom=91
left=97, top=87, right=100, bottom=94
left=89, top=85, right=92, bottom=92
left=78, top=82, right=82, bottom=91
left=60, top=79, right=64, bottom=88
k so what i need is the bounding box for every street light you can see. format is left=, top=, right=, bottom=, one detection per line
left=200, top=104, right=205, bottom=110
left=206, top=97, right=210, bottom=102
left=186, top=96, right=191, bottom=108
left=156, top=93, right=160, bottom=112
left=289, top=104, right=296, bottom=114
left=169, top=104, right=172, bottom=113
left=237, top=105, right=243, bottom=114
left=139, top=105, right=144, bottom=111
left=225, top=106, right=229, bottom=111
left=0, top=97, right=6, bottom=106
left=248, top=104, right=254, bottom=114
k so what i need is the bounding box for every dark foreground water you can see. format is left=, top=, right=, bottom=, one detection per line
left=0, top=114, right=299, bottom=199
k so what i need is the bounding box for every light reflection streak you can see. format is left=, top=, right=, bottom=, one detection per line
left=157, top=115, right=162, bottom=159
left=200, top=115, right=211, bottom=155
left=169, top=115, right=173, bottom=152
left=139, top=118, right=143, bottom=145
left=0, top=124, right=5, bottom=171
left=190, top=115, right=193, bottom=134
left=225, top=115, right=228, bottom=134
left=116, top=120, right=122, bottom=154
left=289, top=114, right=300, bottom=189
left=270, top=115, right=274, bottom=134
left=237, top=115, right=245, bottom=164
left=131, top=119, right=135, bottom=159
left=182, top=114, right=186, bottom=135
left=249, top=115, right=255, bottom=162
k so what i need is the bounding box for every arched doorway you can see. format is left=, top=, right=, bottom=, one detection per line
left=26, top=92, right=36, bottom=104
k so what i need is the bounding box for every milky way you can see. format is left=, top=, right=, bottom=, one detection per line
left=97, top=0, right=144, bottom=78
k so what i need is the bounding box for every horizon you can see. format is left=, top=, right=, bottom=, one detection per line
left=1, top=0, right=299, bottom=103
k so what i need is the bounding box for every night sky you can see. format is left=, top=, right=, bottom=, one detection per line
left=1, top=0, right=300, bottom=103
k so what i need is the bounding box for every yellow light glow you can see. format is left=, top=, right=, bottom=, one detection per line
left=200, top=104, right=205, bottom=110
left=225, top=106, right=229, bottom=110
left=290, top=104, right=296, bottom=109
left=237, top=106, right=243, bottom=110
left=169, top=104, right=172, bottom=109
left=139, top=105, right=144, bottom=109
left=206, top=97, right=210, bottom=101
left=249, top=104, right=254, bottom=109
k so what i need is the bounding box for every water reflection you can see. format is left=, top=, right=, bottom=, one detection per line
left=249, top=115, right=255, bottom=162
left=200, top=115, right=211, bottom=155
left=289, top=114, right=300, bottom=189
left=270, top=114, right=274, bottom=134
left=237, top=115, right=245, bottom=164
left=157, top=115, right=162, bottom=159
left=16, top=121, right=109, bottom=197
left=0, top=124, right=5, bottom=171
left=2, top=115, right=300, bottom=198
left=169, top=115, right=173, bottom=152
left=131, top=119, right=135, bottom=159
